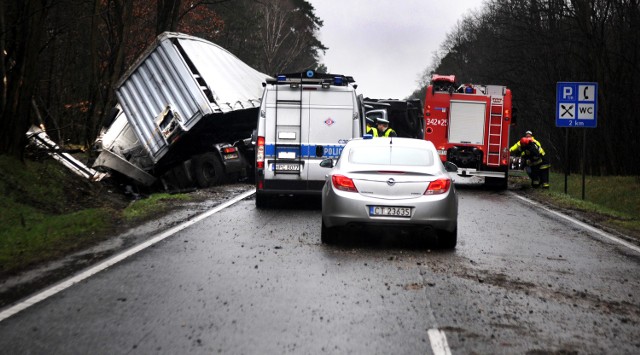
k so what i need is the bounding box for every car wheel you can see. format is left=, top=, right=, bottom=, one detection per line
left=437, top=228, right=457, bottom=249
left=321, top=220, right=338, bottom=244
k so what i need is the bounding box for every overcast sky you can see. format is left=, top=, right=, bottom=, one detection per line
left=308, top=0, right=482, bottom=99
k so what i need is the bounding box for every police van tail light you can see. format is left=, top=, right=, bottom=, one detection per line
left=256, top=136, right=265, bottom=169
left=424, top=178, right=451, bottom=195
left=332, top=175, right=358, bottom=192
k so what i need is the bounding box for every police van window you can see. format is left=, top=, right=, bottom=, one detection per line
left=349, top=146, right=434, bottom=166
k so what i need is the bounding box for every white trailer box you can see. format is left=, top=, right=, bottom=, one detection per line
left=115, top=32, right=271, bottom=164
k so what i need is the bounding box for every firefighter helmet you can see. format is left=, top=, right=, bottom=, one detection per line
left=520, top=137, right=532, bottom=146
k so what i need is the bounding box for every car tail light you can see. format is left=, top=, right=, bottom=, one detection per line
left=332, top=174, right=358, bottom=192
left=256, top=136, right=265, bottom=169
left=424, top=178, right=451, bottom=195
left=223, top=146, right=237, bottom=154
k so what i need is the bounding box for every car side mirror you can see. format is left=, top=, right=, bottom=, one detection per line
left=319, top=158, right=334, bottom=168
left=443, top=161, right=458, bottom=173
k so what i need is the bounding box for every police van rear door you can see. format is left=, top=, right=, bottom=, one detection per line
left=306, top=86, right=357, bottom=185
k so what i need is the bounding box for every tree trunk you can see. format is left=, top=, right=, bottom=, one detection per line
left=0, top=0, right=50, bottom=158
left=157, top=0, right=182, bottom=34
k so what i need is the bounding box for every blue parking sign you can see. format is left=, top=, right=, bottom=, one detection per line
left=556, top=82, right=598, bottom=128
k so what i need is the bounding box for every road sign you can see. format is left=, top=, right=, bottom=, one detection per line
left=556, top=82, right=598, bottom=128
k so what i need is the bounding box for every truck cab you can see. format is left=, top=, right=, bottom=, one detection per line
left=254, top=71, right=363, bottom=207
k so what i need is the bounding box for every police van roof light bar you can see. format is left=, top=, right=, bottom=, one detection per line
left=267, top=72, right=355, bottom=86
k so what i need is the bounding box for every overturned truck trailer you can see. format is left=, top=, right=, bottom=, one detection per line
left=93, top=32, right=272, bottom=189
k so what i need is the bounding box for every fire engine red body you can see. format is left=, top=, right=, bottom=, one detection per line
left=423, top=74, right=513, bottom=188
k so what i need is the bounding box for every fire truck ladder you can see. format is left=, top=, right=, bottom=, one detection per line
left=486, top=96, right=504, bottom=167
left=273, top=76, right=304, bottom=175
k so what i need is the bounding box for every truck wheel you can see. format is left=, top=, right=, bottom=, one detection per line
left=484, top=177, right=508, bottom=190
left=485, top=169, right=509, bottom=190
left=193, top=153, right=223, bottom=188
left=437, top=228, right=457, bottom=249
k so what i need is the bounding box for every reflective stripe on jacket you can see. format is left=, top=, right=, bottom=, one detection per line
left=381, top=128, right=397, bottom=137
left=510, top=136, right=545, bottom=155
left=522, top=140, right=549, bottom=168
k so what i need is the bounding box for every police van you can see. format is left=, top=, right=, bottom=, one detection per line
left=254, top=71, right=364, bottom=207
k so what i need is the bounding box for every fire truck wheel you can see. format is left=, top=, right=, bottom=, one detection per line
left=193, top=152, right=223, bottom=188
left=484, top=177, right=508, bottom=190
left=437, top=228, right=457, bottom=249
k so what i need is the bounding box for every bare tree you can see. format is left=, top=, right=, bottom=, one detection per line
left=0, top=0, right=52, bottom=158
left=157, top=0, right=182, bottom=34
left=0, top=0, right=326, bottom=160
left=254, top=0, right=326, bottom=74
left=417, top=0, right=640, bottom=175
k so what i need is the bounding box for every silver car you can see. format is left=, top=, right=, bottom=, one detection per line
left=320, top=137, right=458, bottom=248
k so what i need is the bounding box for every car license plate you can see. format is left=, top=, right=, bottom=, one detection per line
left=273, top=163, right=300, bottom=172
left=369, top=206, right=411, bottom=217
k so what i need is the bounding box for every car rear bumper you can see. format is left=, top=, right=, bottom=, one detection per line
left=322, top=189, right=458, bottom=232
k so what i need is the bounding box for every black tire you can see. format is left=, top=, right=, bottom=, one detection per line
left=484, top=169, right=509, bottom=190
left=255, top=191, right=270, bottom=209
left=321, top=220, right=338, bottom=244
left=193, top=153, right=224, bottom=188
left=437, top=228, right=457, bottom=249
left=484, top=177, right=508, bottom=190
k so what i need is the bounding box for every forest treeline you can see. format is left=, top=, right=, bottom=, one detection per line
left=0, top=0, right=325, bottom=159
left=2, top=0, right=638, bottom=176
left=411, top=0, right=639, bottom=175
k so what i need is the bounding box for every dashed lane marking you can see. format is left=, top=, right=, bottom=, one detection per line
left=428, top=328, right=452, bottom=355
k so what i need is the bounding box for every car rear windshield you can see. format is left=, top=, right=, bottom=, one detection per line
left=349, top=146, right=434, bottom=166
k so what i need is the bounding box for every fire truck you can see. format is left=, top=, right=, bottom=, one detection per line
left=423, top=74, right=514, bottom=189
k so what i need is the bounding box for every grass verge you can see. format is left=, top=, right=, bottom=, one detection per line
left=0, top=154, right=191, bottom=276
left=511, top=171, right=640, bottom=238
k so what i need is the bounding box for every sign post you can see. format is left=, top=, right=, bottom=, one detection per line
left=556, top=82, right=598, bottom=199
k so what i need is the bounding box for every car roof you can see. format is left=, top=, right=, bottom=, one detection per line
left=347, top=137, right=436, bottom=150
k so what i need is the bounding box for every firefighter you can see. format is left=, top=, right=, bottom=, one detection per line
left=376, top=117, right=397, bottom=137
left=365, top=116, right=378, bottom=137
left=515, top=137, right=550, bottom=188
left=509, top=130, right=544, bottom=155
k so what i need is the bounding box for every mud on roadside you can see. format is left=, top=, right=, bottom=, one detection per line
left=0, top=183, right=255, bottom=308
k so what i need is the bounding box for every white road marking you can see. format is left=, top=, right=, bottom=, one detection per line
left=511, top=192, right=640, bottom=254
left=428, top=328, right=452, bottom=355
left=0, top=188, right=256, bottom=323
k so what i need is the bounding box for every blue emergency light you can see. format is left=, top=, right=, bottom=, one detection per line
left=334, top=76, right=343, bottom=86
left=277, top=75, right=286, bottom=82
left=306, top=70, right=315, bottom=78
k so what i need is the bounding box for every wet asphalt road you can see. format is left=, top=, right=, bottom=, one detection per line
left=0, top=185, right=639, bottom=354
